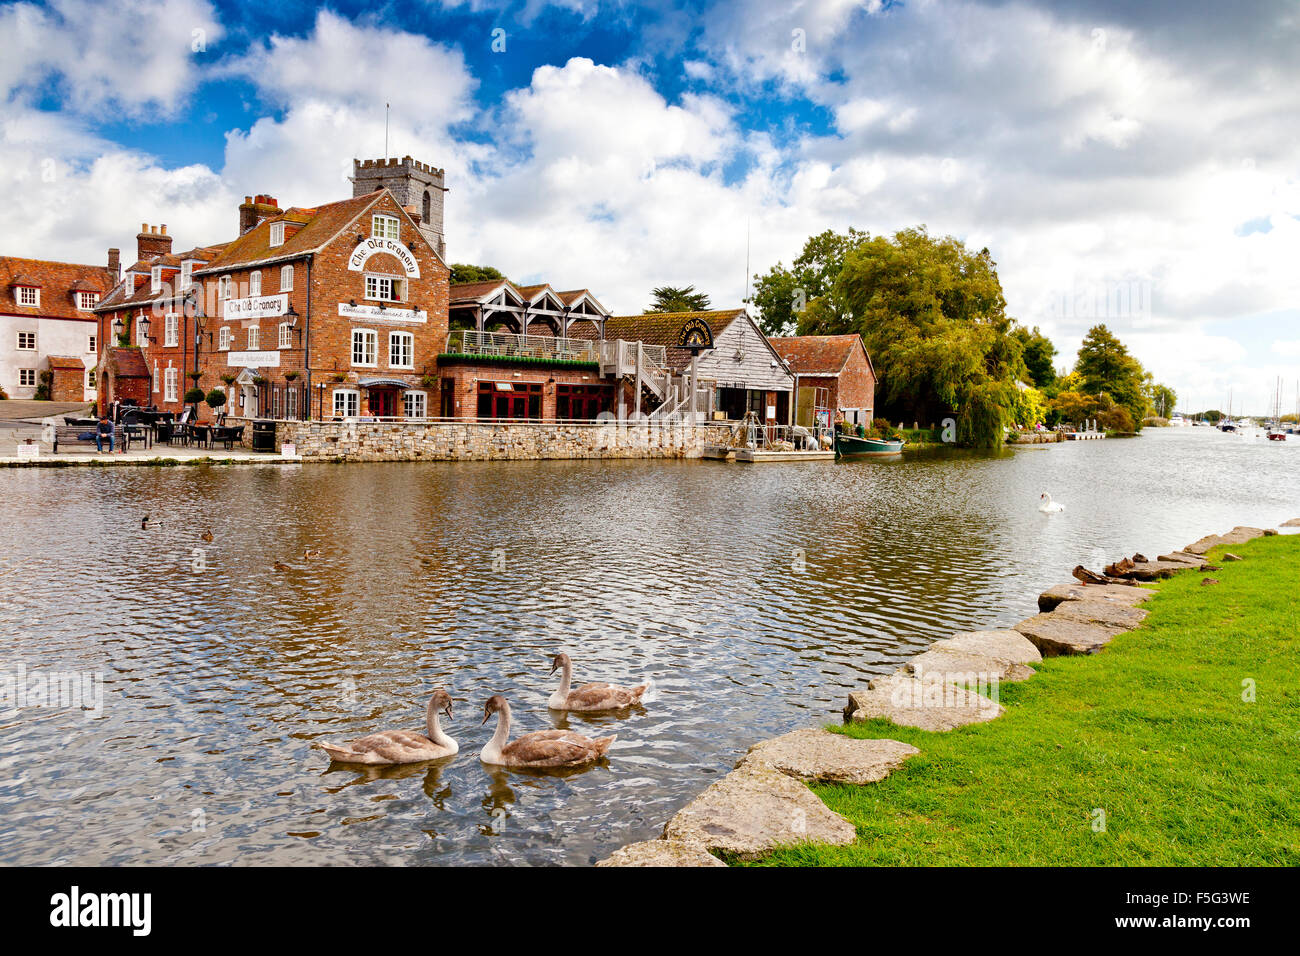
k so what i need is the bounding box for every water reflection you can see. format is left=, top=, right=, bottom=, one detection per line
left=0, top=428, right=1296, bottom=865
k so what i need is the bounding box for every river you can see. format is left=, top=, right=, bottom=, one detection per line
left=0, top=426, right=1295, bottom=865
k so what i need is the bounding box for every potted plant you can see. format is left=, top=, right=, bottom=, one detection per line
left=205, top=388, right=227, bottom=414
left=252, top=376, right=268, bottom=387
left=284, top=370, right=299, bottom=382
left=330, top=373, right=346, bottom=384
left=220, top=373, right=237, bottom=387
left=183, top=387, right=206, bottom=409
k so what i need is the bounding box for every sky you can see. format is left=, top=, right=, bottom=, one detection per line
left=2, top=0, right=1298, bottom=415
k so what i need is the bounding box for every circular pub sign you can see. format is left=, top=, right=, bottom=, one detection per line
left=676, top=316, right=714, bottom=353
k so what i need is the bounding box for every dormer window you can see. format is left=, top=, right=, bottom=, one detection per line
left=76, top=291, right=99, bottom=310
left=180, top=261, right=193, bottom=289
left=269, top=222, right=285, bottom=247
left=150, top=266, right=163, bottom=294
left=372, top=214, right=400, bottom=241
left=16, top=286, right=38, bottom=307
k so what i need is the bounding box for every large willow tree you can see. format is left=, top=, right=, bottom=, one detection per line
left=794, top=226, right=1026, bottom=448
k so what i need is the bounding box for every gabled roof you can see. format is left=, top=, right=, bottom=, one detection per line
left=556, top=289, right=608, bottom=314
left=197, top=190, right=439, bottom=274
left=0, top=256, right=113, bottom=320
left=100, top=243, right=228, bottom=311
left=768, top=334, right=875, bottom=379
left=104, top=347, right=149, bottom=378
left=449, top=279, right=523, bottom=305
left=605, top=308, right=751, bottom=371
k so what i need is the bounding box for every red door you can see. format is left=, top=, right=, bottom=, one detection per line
left=370, top=389, right=397, bottom=417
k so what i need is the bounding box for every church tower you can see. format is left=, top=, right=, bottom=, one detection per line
left=351, top=156, right=447, bottom=260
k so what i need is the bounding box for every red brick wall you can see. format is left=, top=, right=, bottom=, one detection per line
left=49, top=366, right=84, bottom=402
left=837, top=342, right=876, bottom=419
left=436, top=361, right=610, bottom=420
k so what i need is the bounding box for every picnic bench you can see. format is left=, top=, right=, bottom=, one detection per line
left=53, top=424, right=127, bottom=453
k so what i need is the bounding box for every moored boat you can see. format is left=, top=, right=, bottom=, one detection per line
left=834, top=432, right=905, bottom=458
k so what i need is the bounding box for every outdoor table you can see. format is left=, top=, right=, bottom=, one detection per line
left=190, top=424, right=213, bottom=449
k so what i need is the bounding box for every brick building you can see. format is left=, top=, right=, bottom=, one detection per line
left=0, top=254, right=115, bottom=401
left=768, top=333, right=876, bottom=428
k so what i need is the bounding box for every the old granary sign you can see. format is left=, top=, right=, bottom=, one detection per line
left=348, top=237, right=421, bottom=278
left=224, top=293, right=288, bottom=320
left=676, top=316, right=714, bottom=352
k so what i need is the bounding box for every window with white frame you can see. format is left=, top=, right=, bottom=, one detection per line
left=219, top=276, right=232, bottom=300
left=153, top=362, right=159, bottom=393
left=88, top=368, right=96, bottom=389
left=77, top=291, right=99, bottom=310
left=16, top=286, right=38, bottom=307
left=333, top=388, right=359, bottom=418
left=164, top=367, right=178, bottom=403
left=151, top=266, right=163, bottom=294
left=164, top=313, right=179, bottom=347
left=136, top=315, right=149, bottom=347
left=218, top=326, right=232, bottom=351
left=364, top=274, right=402, bottom=302
left=88, top=333, right=96, bottom=353
left=351, top=329, right=377, bottom=366
left=389, top=331, right=413, bottom=368
left=269, top=222, right=285, bottom=247
left=285, top=386, right=298, bottom=420
left=280, top=264, right=293, bottom=291
left=249, top=270, right=262, bottom=296
left=403, top=390, right=426, bottom=418
left=372, top=214, right=400, bottom=240
left=19, top=369, right=35, bottom=387
left=278, top=322, right=292, bottom=349
left=180, top=261, right=193, bottom=288
left=16, top=331, right=35, bottom=350
left=247, top=326, right=259, bottom=350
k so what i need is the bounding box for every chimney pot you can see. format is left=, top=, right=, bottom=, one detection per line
left=160, top=224, right=167, bottom=236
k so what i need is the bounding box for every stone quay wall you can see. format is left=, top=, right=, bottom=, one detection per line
left=225, top=417, right=719, bottom=462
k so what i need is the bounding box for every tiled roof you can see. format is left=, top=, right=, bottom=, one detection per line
left=449, top=279, right=517, bottom=303
left=0, top=256, right=113, bottom=321
left=197, top=192, right=391, bottom=274
left=605, top=309, right=748, bottom=370
left=101, top=243, right=228, bottom=311
left=45, top=355, right=85, bottom=369
left=105, top=347, right=149, bottom=378
left=768, top=334, right=872, bottom=377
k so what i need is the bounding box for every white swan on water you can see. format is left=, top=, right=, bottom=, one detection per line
left=1039, top=493, right=1065, bottom=514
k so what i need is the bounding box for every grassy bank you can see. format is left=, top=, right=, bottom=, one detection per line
left=751, top=534, right=1300, bottom=866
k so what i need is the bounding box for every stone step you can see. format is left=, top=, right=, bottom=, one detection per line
left=595, top=840, right=726, bottom=867
left=661, top=762, right=858, bottom=860
left=1015, top=612, right=1124, bottom=656
left=905, top=646, right=1036, bottom=684
left=844, top=672, right=1003, bottom=731
left=932, top=629, right=1043, bottom=664
left=1038, top=582, right=1153, bottom=612
left=737, top=728, right=919, bottom=785
left=1050, top=599, right=1149, bottom=629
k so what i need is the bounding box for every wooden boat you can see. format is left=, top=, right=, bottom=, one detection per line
left=835, top=432, right=905, bottom=458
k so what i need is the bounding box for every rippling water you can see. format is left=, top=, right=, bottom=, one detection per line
left=0, top=427, right=1296, bottom=865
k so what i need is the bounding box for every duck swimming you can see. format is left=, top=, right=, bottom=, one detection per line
left=547, top=652, right=648, bottom=711
left=480, top=695, right=614, bottom=768
left=317, top=688, right=458, bottom=765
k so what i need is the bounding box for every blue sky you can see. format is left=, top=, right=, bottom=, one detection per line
left=3, top=0, right=1299, bottom=413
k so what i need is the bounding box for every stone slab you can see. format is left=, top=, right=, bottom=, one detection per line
left=1115, top=559, right=1198, bottom=581
left=736, top=728, right=919, bottom=785
left=933, top=630, right=1043, bottom=665
left=1184, top=526, right=1266, bottom=555
left=843, top=672, right=1003, bottom=731
left=905, top=646, right=1036, bottom=683
left=1157, top=551, right=1210, bottom=567
left=662, top=762, right=857, bottom=859
left=1015, top=613, right=1124, bottom=656
left=1281, top=518, right=1300, bottom=528
left=595, top=840, right=726, bottom=867
left=1051, top=599, right=1149, bottom=630
left=1038, top=581, right=1153, bottom=613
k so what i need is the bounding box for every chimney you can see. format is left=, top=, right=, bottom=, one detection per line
left=107, top=248, right=121, bottom=284
left=136, top=223, right=173, bottom=261
left=239, top=194, right=284, bottom=235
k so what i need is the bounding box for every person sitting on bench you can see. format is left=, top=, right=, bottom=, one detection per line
left=95, top=415, right=116, bottom=453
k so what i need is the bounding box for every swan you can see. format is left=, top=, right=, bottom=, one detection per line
left=547, top=652, right=649, bottom=711
left=1039, top=493, right=1065, bottom=514
left=480, top=695, right=615, bottom=768
left=317, top=688, right=458, bottom=765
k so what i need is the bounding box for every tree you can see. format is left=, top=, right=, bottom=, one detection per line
left=647, top=285, right=711, bottom=313
left=1012, top=325, right=1058, bottom=389
left=205, top=389, right=227, bottom=412
left=1074, top=324, right=1148, bottom=429
left=183, top=387, right=206, bottom=407
left=449, top=263, right=507, bottom=285
left=1148, top=383, right=1177, bottom=418
left=799, top=226, right=1025, bottom=448
left=750, top=227, right=870, bottom=335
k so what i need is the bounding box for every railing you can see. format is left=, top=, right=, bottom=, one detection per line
left=445, top=329, right=599, bottom=363
left=598, top=339, right=668, bottom=375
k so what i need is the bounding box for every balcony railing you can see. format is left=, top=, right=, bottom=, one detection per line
left=445, top=329, right=599, bottom=363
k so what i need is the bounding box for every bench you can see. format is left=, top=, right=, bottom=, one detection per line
left=53, top=424, right=127, bottom=453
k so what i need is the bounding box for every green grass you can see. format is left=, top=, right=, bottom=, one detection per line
left=749, top=535, right=1300, bottom=866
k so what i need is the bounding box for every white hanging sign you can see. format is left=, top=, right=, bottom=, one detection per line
left=227, top=350, right=281, bottom=368
left=224, top=294, right=288, bottom=320
left=347, top=238, right=421, bottom=278
left=337, top=302, right=427, bottom=324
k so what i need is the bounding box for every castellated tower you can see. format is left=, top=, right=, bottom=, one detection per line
left=352, top=156, right=447, bottom=260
